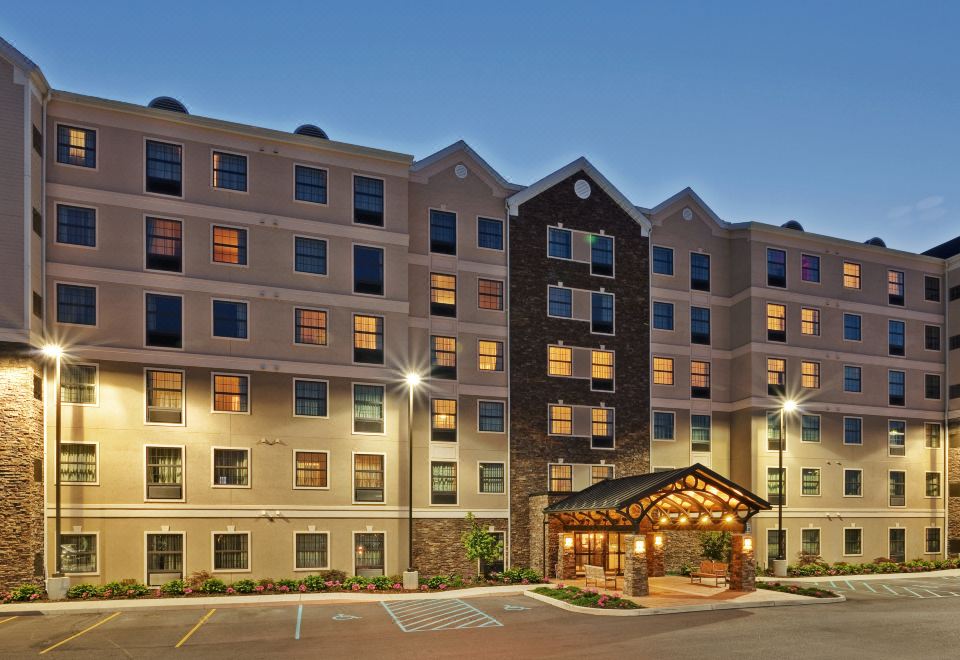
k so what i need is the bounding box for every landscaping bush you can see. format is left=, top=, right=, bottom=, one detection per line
left=67, top=584, right=103, bottom=599
left=231, top=579, right=257, bottom=594
left=785, top=556, right=960, bottom=578
left=4, top=584, right=43, bottom=602
left=186, top=571, right=213, bottom=590
left=160, top=579, right=185, bottom=596
left=533, top=585, right=640, bottom=610
left=200, top=578, right=227, bottom=594
left=102, top=581, right=149, bottom=598
left=495, top=567, right=542, bottom=584
left=759, top=582, right=837, bottom=598
left=342, top=575, right=368, bottom=590
left=700, top=532, right=731, bottom=562
left=319, top=569, right=347, bottom=584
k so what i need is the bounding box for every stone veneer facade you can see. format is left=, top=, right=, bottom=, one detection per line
left=411, top=517, right=505, bottom=577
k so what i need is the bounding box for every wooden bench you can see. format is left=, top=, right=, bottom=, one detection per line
left=690, top=561, right=728, bottom=587
left=584, top=564, right=617, bottom=589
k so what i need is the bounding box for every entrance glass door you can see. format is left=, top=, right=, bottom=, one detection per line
left=573, top=532, right=624, bottom=576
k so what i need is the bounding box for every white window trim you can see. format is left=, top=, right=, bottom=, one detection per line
left=652, top=356, right=675, bottom=387
left=590, top=406, right=615, bottom=451
left=547, top=462, right=574, bottom=494
left=546, top=284, right=574, bottom=320
left=477, top=276, right=505, bottom=312
left=888, top=526, right=907, bottom=562
left=800, top=360, right=821, bottom=390
left=351, top=451, right=387, bottom=505
left=210, top=372, right=251, bottom=415
left=477, top=338, right=505, bottom=373
left=842, top=364, right=862, bottom=394
left=842, top=313, right=863, bottom=344
left=351, top=530, right=387, bottom=576
left=476, top=216, right=504, bottom=252
left=54, top=280, right=99, bottom=328
left=888, top=469, right=907, bottom=508
left=589, top=348, right=616, bottom=394
left=766, top=466, right=786, bottom=506
left=842, top=416, right=863, bottom=446
left=428, top=459, right=460, bottom=507
left=428, top=207, right=458, bottom=256
left=211, top=297, right=250, bottom=342
left=351, top=242, right=386, bottom=298
left=888, top=368, right=906, bottom=407
left=293, top=306, right=329, bottom=348
left=144, top=367, right=186, bottom=427
left=886, top=269, right=906, bottom=307
left=293, top=530, right=331, bottom=571
left=210, top=148, right=250, bottom=194
left=547, top=344, right=574, bottom=379
left=351, top=382, right=386, bottom=435
left=651, top=244, right=675, bottom=278
left=60, top=441, right=100, bottom=486
left=60, top=530, right=100, bottom=577
left=924, top=372, right=942, bottom=401
left=476, top=399, right=506, bottom=434
left=143, top=290, right=184, bottom=352
left=53, top=201, right=99, bottom=250
left=651, top=300, right=675, bottom=332
left=590, top=290, right=616, bottom=336
left=546, top=225, right=576, bottom=262
left=924, top=471, right=943, bottom=500
left=292, top=162, right=330, bottom=208
left=887, top=318, right=907, bottom=358
left=144, top=444, right=186, bottom=503
left=766, top=247, right=788, bottom=289
left=60, top=361, right=99, bottom=407
left=143, top=530, right=186, bottom=586
left=292, top=449, right=331, bottom=490
left=430, top=397, right=459, bottom=443
left=764, top=410, right=785, bottom=454
left=351, top=313, right=385, bottom=366
left=924, top=526, right=943, bottom=554
left=589, top=231, right=616, bottom=279
left=924, top=422, right=942, bottom=449
left=842, top=260, right=862, bottom=290
left=800, top=527, right=822, bottom=556
left=292, top=234, right=329, bottom=277
left=799, top=252, right=821, bottom=285
left=211, top=446, right=252, bottom=489
left=800, top=306, right=821, bottom=337
left=690, top=412, right=712, bottom=454
left=765, top=527, right=786, bottom=564
left=292, top=378, right=330, bottom=420
left=210, top=223, right=250, bottom=268
left=887, top=419, right=907, bottom=457
left=54, top=122, right=99, bottom=171
left=689, top=249, right=711, bottom=292
left=351, top=173, right=387, bottom=228
left=842, top=527, right=864, bottom=557
left=923, top=275, right=942, bottom=304
left=799, top=413, right=821, bottom=444
left=799, top=466, right=821, bottom=497
left=211, top=530, right=251, bottom=573
left=651, top=410, right=676, bottom=442
left=547, top=403, right=575, bottom=437
left=143, top=213, right=184, bottom=275
left=143, top=136, right=184, bottom=199
left=923, top=325, right=941, bottom=352
left=477, top=461, right=506, bottom=495
left=842, top=468, right=864, bottom=498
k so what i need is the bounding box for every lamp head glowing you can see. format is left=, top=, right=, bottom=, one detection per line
left=42, top=344, right=63, bottom=359
left=782, top=399, right=797, bottom=413
left=405, top=373, right=421, bottom=388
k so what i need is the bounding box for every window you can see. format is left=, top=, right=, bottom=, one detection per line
left=61, top=444, right=96, bottom=483
left=843, top=313, right=861, bottom=341
left=212, top=151, right=247, bottom=191
left=691, top=360, right=711, bottom=398
left=926, top=528, right=942, bottom=554
left=653, top=357, right=674, bottom=386
left=767, top=411, right=783, bottom=451
left=146, top=369, right=183, bottom=424
left=353, top=245, right=384, bottom=295
left=767, top=358, right=786, bottom=396
left=146, top=217, right=182, bottom=272
left=592, top=465, right=615, bottom=484
left=591, top=235, right=614, bottom=276
left=924, top=275, right=941, bottom=302
left=353, top=454, right=384, bottom=501
left=802, top=468, right=821, bottom=496
left=57, top=205, right=96, bottom=247
left=766, top=529, right=783, bottom=565
left=212, top=226, right=247, bottom=265
left=888, top=320, right=905, bottom=356
left=652, top=246, right=674, bottom=275
left=213, top=448, right=249, bottom=486
left=690, top=306, right=710, bottom=345
left=213, top=533, right=248, bottom=571
left=479, top=340, right=504, bottom=372
left=548, top=286, right=572, bottom=318
left=354, top=532, right=385, bottom=576
left=295, top=308, right=327, bottom=346
left=146, top=446, right=183, bottom=499
left=57, top=125, right=96, bottom=167
left=146, top=293, right=182, bottom=348
left=844, top=417, right=862, bottom=445
left=691, top=415, right=711, bottom=452
left=61, top=534, right=97, bottom=574
left=548, top=346, right=573, bottom=376
left=146, top=534, right=183, bottom=584
left=478, top=279, right=503, bottom=311
left=477, top=217, right=503, bottom=250
left=801, top=361, right=820, bottom=389
left=767, top=467, right=785, bottom=506
left=548, top=227, right=572, bottom=259
left=767, top=248, right=786, bottom=287
left=353, top=384, right=385, bottom=433
left=549, top=464, right=573, bottom=492
left=295, top=451, right=328, bottom=488
left=479, top=463, right=505, bottom=493
left=212, top=300, right=248, bottom=339
left=888, top=270, right=905, bottom=306
left=294, top=165, right=327, bottom=204
left=430, top=335, right=457, bottom=379
left=430, top=273, right=457, bottom=316
left=431, top=399, right=457, bottom=442
left=844, top=528, right=862, bottom=555
left=212, top=374, right=249, bottom=413
left=353, top=315, right=384, bottom=364
left=145, top=140, right=182, bottom=196
left=801, top=254, right=820, bottom=283
left=844, top=469, right=863, bottom=497
left=294, top=237, right=327, bottom=275
left=766, top=303, right=786, bottom=342
left=430, top=462, right=457, bottom=504
left=430, top=210, right=457, bottom=255
left=591, top=350, right=614, bottom=391
left=926, top=325, right=941, bottom=351
left=925, top=422, right=942, bottom=449
left=889, top=528, right=906, bottom=563
left=57, top=284, right=96, bottom=325
left=952, top=285, right=960, bottom=302
left=294, top=379, right=328, bottom=417
left=844, top=365, right=862, bottom=393
left=952, top=335, right=960, bottom=350
left=690, top=253, right=710, bottom=291
left=295, top=533, right=329, bottom=569
left=653, top=301, right=674, bottom=330
left=843, top=262, right=861, bottom=289
left=926, top=374, right=942, bottom=400
left=478, top=401, right=505, bottom=432
left=653, top=412, right=675, bottom=441
left=889, top=370, right=905, bottom=406
left=801, top=415, right=820, bottom=443
left=592, top=408, right=614, bottom=448
left=889, top=471, right=906, bottom=507
left=926, top=472, right=941, bottom=498
left=549, top=405, right=573, bottom=435
left=801, top=529, right=820, bottom=556
left=354, top=176, right=384, bottom=226
left=591, top=292, right=614, bottom=334
left=62, top=364, right=97, bottom=404
left=800, top=308, right=820, bottom=336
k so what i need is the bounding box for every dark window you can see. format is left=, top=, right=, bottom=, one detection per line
left=57, top=125, right=96, bottom=168
left=353, top=245, right=384, bottom=295
left=295, top=237, right=327, bottom=275
left=295, top=379, right=328, bottom=417
left=353, top=386, right=385, bottom=434
left=145, top=140, right=182, bottom=196
left=653, top=301, right=674, bottom=330
left=56, top=284, right=96, bottom=325
left=591, top=292, right=614, bottom=334
left=951, top=285, right=960, bottom=302
left=353, top=315, right=383, bottom=364
left=146, top=294, right=182, bottom=348
left=479, top=463, right=504, bottom=493
left=431, top=399, right=457, bottom=442
left=353, top=176, right=384, bottom=226
left=430, top=273, right=457, bottom=317
left=212, top=151, right=247, bottom=191
left=844, top=528, right=862, bottom=555
left=294, top=165, right=327, bottom=204
left=691, top=415, right=711, bottom=452
left=843, top=313, right=861, bottom=341
left=653, top=411, right=674, bottom=440
left=926, top=422, right=942, bottom=448
left=767, top=468, right=785, bottom=506
left=548, top=287, right=572, bottom=317
left=33, top=292, right=42, bottom=319
left=213, top=533, right=248, bottom=570
left=844, top=366, right=861, bottom=393
left=146, top=533, right=184, bottom=583
left=844, top=470, right=862, bottom=496
left=889, top=370, right=905, bottom=406
left=56, top=205, right=96, bottom=247
left=888, top=270, right=905, bottom=306
left=889, top=471, right=906, bottom=507
left=925, top=276, right=941, bottom=302
left=691, top=306, right=710, bottom=345
left=212, top=226, right=247, bottom=265
left=429, top=210, right=457, bottom=255
left=925, top=325, right=941, bottom=351
left=145, top=217, right=182, bottom=272
left=690, top=253, right=710, bottom=291
left=888, top=320, right=905, bottom=356
left=951, top=335, right=960, bottom=351
left=926, top=528, right=942, bottom=554
left=32, top=125, right=42, bottom=156
left=926, top=374, right=941, bottom=400
left=652, top=246, right=674, bottom=275
left=212, top=300, right=248, bottom=339
left=430, top=462, right=457, bottom=504
left=430, top=335, right=457, bottom=379
left=591, top=235, right=614, bottom=276
left=477, top=218, right=503, bottom=250
left=32, top=207, right=42, bottom=237
left=548, top=227, right=572, bottom=259
left=478, top=401, right=505, bottom=432
left=951, top=384, right=960, bottom=400
left=801, top=415, right=821, bottom=442
left=844, top=417, right=863, bottom=445
left=767, top=248, right=786, bottom=287
left=801, top=254, right=820, bottom=283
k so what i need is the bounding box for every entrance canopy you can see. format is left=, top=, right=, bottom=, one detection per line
left=543, top=464, right=770, bottom=533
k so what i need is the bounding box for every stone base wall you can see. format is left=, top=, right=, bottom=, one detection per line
left=526, top=494, right=565, bottom=576
left=412, top=517, right=505, bottom=578
left=663, top=531, right=706, bottom=573
left=948, top=429, right=960, bottom=555
left=0, top=347, right=45, bottom=590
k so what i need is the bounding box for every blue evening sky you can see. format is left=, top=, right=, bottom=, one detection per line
left=3, top=2, right=958, bottom=252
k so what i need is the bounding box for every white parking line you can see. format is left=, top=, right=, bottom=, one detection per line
left=382, top=599, right=502, bottom=633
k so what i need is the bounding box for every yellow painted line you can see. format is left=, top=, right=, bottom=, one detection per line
left=175, top=609, right=216, bottom=649
left=39, top=611, right=121, bottom=655
left=0, top=616, right=17, bottom=625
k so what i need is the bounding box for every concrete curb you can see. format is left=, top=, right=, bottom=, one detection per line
left=759, top=568, right=960, bottom=583
left=523, top=589, right=845, bottom=616
left=0, top=584, right=539, bottom=615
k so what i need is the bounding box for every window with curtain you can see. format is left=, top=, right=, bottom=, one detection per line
left=61, top=534, right=97, bottom=573
left=295, top=308, right=328, bottom=346
left=60, top=443, right=96, bottom=483
left=213, top=533, right=248, bottom=570
left=213, top=448, right=249, bottom=486
left=353, top=384, right=384, bottom=433
left=296, top=533, right=329, bottom=569
left=146, top=217, right=182, bottom=271
left=212, top=226, right=247, bottom=264
left=353, top=454, right=384, bottom=502
left=62, top=364, right=97, bottom=404
left=213, top=374, right=248, bottom=413
left=146, top=369, right=183, bottom=424
left=295, top=451, right=328, bottom=488
left=691, top=415, right=711, bottom=452
left=479, top=463, right=505, bottom=493
left=353, top=315, right=383, bottom=363
left=57, top=125, right=96, bottom=167
left=430, top=461, right=457, bottom=504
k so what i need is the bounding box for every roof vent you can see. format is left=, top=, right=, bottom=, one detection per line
left=294, top=124, right=329, bottom=139
left=865, top=237, right=887, bottom=248
left=781, top=220, right=804, bottom=231
left=148, top=96, right=189, bottom=114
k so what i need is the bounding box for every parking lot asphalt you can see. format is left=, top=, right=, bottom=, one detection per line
left=794, top=573, right=960, bottom=600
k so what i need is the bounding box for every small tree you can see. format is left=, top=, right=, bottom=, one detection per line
left=461, top=512, right=503, bottom=577
left=700, top=531, right=732, bottom=562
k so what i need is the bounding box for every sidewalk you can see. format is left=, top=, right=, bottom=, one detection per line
left=759, top=568, right=960, bottom=584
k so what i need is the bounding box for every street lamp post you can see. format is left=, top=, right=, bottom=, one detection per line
left=775, top=399, right=797, bottom=574
left=403, top=373, right=421, bottom=587
left=43, top=344, right=69, bottom=598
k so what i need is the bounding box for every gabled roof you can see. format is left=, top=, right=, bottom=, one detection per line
left=0, top=35, right=50, bottom=93
left=411, top=140, right=524, bottom=192
left=638, top=186, right=729, bottom=229
left=507, top=157, right=652, bottom=234
left=922, top=236, right=960, bottom=259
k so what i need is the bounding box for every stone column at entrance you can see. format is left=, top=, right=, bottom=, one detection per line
left=729, top=534, right=756, bottom=592
left=622, top=535, right=649, bottom=597
left=644, top=532, right=665, bottom=577
left=556, top=533, right=576, bottom=580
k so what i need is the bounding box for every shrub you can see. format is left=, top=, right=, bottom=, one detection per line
left=700, top=532, right=731, bottom=563
left=200, top=578, right=227, bottom=594
left=319, top=569, right=347, bottom=583
left=496, top=568, right=542, bottom=584
left=186, top=571, right=213, bottom=590
left=303, top=574, right=330, bottom=592
left=342, top=576, right=368, bottom=589
left=426, top=575, right=448, bottom=589
left=257, top=578, right=275, bottom=589
left=231, top=579, right=257, bottom=594
left=7, top=584, right=43, bottom=602
left=370, top=576, right=393, bottom=590
left=160, top=580, right=185, bottom=596
left=759, top=582, right=837, bottom=598
left=275, top=578, right=300, bottom=590
left=533, top=585, right=640, bottom=610
left=67, top=584, right=103, bottom=599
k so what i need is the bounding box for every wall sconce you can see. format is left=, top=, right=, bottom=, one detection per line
left=653, top=534, right=663, bottom=548
left=743, top=536, right=753, bottom=552
left=634, top=538, right=645, bottom=554
left=563, top=534, right=574, bottom=549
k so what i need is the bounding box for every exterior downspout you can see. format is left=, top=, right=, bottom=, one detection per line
left=504, top=198, right=512, bottom=568
left=944, top=260, right=950, bottom=559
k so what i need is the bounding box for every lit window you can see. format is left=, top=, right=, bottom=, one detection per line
left=354, top=454, right=384, bottom=501
left=294, top=379, right=328, bottom=417
left=61, top=444, right=97, bottom=483
left=801, top=361, right=820, bottom=389
left=430, top=335, right=457, bottom=379
left=146, top=217, right=182, bottom=272
left=767, top=358, right=786, bottom=396
left=479, top=463, right=505, bottom=493
left=548, top=286, right=572, bottom=318
left=57, top=125, right=96, bottom=167
left=294, top=237, right=327, bottom=275
left=354, top=176, right=384, bottom=226
left=60, top=534, right=97, bottom=574
left=213, top=533, right=248, bottom=570
left=212, top=151, right=247, bottom=191
left=294, top=165, right=327, bottom=204
left=146, top=369, right=183, bottom=424
left=889, top=471, right=906, bottom=506
left=888, top=420, right=905, bottom=456
left=888, top=270, right=904, bottom=306
left=61, top=364, right=97, bottom=404
left=802, top=468, right=821, bottom=496
left=478, top=340, right=503, bottom=372
left=548, top=227, right=571, bottom=259
left=213, top=448, right=249, bottom=486
left=478, top=279, right=503, bottom=310
left=57, top=205, right=96, bottom=247
left=767, top=467, right=785, bottom=506
left=549, top=464, right=573, bottom=492
left=843, top=262, right=861, bottom=289
left=801, top=308, right=820, bottom=336
left=926, top=472, right=941, bottom=498
left=353, top=385, right=385, bottom=434
left=592, top=465, right=614, bottom=484
left=691, top=414, right=711, bottom=452
left=430, top=210, right=457, bottom=255
left=591, top=408, right=614, bottom=448
left=925, top=422, right=942, bottom=448
left=212, top=226, right=247, bottom=265
left=295, top=308, right=328, bottom=346
left=353, top=315, right=383, bottom=364
left=431, top=399, right=457, bottom=442
left=213, top=374, right=249, bottom=413
left=766, top=303, right=786, bottom=342
left=295, top=451, right=328, bottom=488
left=691, top=360, right=711, bottom=398
left=549, top=405, right=573, bottom=435
left=145, top=140, right=182, bottom=196
left=430, top=462, right=457, bottom=504
left=591, top=350, right=614, bottom=391
left=766, top=411, right=783, bottom=451
left=653, top=357, right=674, bottom=385
left=146, top=446, right=183, bottom=499
left=548, top=346, right=573, bottom=376
left=430, top=273, right=457, bottom=317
